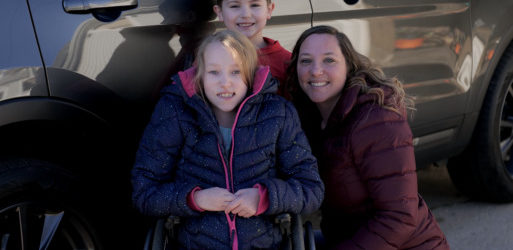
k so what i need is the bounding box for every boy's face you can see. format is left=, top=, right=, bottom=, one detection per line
left=214, top=0, right=274, bottom=44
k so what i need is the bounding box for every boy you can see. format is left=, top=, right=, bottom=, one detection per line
left=214, top=0, right=292, bottom=98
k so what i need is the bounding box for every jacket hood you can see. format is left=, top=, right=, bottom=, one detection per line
left=328, top=83, right=402, bottom=128
left=328, top=85, right=360, bottom=126
left=174, top=65, right=275, bottom=98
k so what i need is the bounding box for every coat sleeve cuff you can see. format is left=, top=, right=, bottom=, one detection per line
left=187, top=186, right=205, bottom=212
left=253, top=183, right=269, bottom=215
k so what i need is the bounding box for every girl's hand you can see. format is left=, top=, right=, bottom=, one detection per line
left=194, top=187, right=236, bottom=211
left=225, top=188, right=260, bottom=218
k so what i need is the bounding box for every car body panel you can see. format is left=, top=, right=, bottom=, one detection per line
left=0, top=0, right=48, bottom=100
left=466, top=1, right=513, bottom=113
left=311, top=0, right=473, bottom=164
left=27, top=0, right=216, bottom=129
left=6, top=0, right=513, bottom=178
left=263, top=0, right=312, bottom=51
left=3, top=0, right=513, bottom=246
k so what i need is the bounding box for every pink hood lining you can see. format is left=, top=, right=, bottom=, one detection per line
left=176, top=66, right=271, bottom=98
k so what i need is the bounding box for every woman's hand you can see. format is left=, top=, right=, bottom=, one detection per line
left=194, top=187, right=236, bottom=211
left=225, top=188, right=260, bottom=218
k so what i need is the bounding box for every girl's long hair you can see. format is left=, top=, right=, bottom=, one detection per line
left=287, top=25, right=414, bottom=115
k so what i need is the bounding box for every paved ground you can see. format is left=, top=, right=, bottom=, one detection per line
left=418, top=165, right=513, bottom=250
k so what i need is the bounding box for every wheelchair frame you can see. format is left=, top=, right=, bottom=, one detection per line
left=143, top=213, right=316, bottom=250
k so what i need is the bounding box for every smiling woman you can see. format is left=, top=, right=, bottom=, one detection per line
left=287, top=25, right=449, bottom=249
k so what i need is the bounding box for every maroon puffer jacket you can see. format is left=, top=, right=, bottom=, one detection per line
left=302, top=84, right=449, bottom=250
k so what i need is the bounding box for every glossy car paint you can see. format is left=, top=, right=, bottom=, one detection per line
left=3, top=0, right=512, bottom=167
left=28, top=0, right=209, bottom=126
left=263, top=0, right=312, bottom=50
left=0, top=0, right=47, bottom=100
left=24, top=0, right=312, bottom=135
left=306, top=0, right=469, bottom=164
left=301, top=0, right=513, bottom=165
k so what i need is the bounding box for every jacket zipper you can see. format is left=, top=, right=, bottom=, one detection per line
left=216, top=96, right=253, bottom=250
left=216, top=67, right=269, bottom=250
left=217, top=145, right=238, bottom=250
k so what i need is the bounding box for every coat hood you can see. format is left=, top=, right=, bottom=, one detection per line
left=172, top=65, right=276, bottom=99
left=328, top=83, right=402, bottom=128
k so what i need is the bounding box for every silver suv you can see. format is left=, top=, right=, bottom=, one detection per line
left=2, top=0, right=513, bottom=248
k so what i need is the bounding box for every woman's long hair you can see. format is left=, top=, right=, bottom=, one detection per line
left=286, top=25, right=414, bottom=115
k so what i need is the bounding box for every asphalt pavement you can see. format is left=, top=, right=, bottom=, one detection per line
left=418, top=164, right=513, bottom=250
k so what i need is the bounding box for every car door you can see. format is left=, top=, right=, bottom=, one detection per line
left=310, top=0, right=472, bottom=163
left=263, top=0, right=313, bottom=51
left=27, top=0, right=216, bottom=129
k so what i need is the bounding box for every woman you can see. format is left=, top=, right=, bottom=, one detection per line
left=287, top=25, right=449, bottom=249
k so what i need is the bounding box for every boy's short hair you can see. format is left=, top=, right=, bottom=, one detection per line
left=216, top=0, right=272, bottom=6
left=193, top=30, right=259, bottom=97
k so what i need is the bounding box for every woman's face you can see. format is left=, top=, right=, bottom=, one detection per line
left=297, top=33, right=347, bottom=108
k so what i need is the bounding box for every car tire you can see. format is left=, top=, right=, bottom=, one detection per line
left=0, top=158, right=101, bottom=249
left=448, top=43, right=513, bottom=202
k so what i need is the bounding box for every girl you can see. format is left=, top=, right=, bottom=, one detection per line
left=131, top=30, right=324, bottom=250
left=287, top=25, right=449, bottom=249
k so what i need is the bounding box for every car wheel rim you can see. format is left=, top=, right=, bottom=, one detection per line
left=499, top=77, right=513, bottom=176
left=0, top=201, right=96, bottom=250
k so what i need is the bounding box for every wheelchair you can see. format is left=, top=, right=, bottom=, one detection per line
left=143, top=213, right=316, bottom=250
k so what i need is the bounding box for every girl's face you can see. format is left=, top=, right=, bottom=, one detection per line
left=202, top=41, right=248, bottom=118
left=297, top=34, right=347, bottom=108
left=214, top=0, right=274, bottom=45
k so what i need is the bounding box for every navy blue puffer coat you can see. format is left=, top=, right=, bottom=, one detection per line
left=132, top=66, right=324, bottom=250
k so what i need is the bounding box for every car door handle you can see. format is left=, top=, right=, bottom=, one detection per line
left=63, top=0, right=137, bottom=13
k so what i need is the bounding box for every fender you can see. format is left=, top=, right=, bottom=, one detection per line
left=447, top=2, right=513, bottom=155
left=0, top=96, right=117, bottom=163
left=466, top=2, right=513, bottom=114
left=0, top=96, right=108, bottom=128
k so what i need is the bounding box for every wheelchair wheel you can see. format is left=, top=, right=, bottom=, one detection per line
left=144, top=213, right=315, bottom=250
left=144, top=216, right=181, bottom=250
left=304, top=221, right=316, bottom=250
left=152, top=219, right=166, bottom=250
